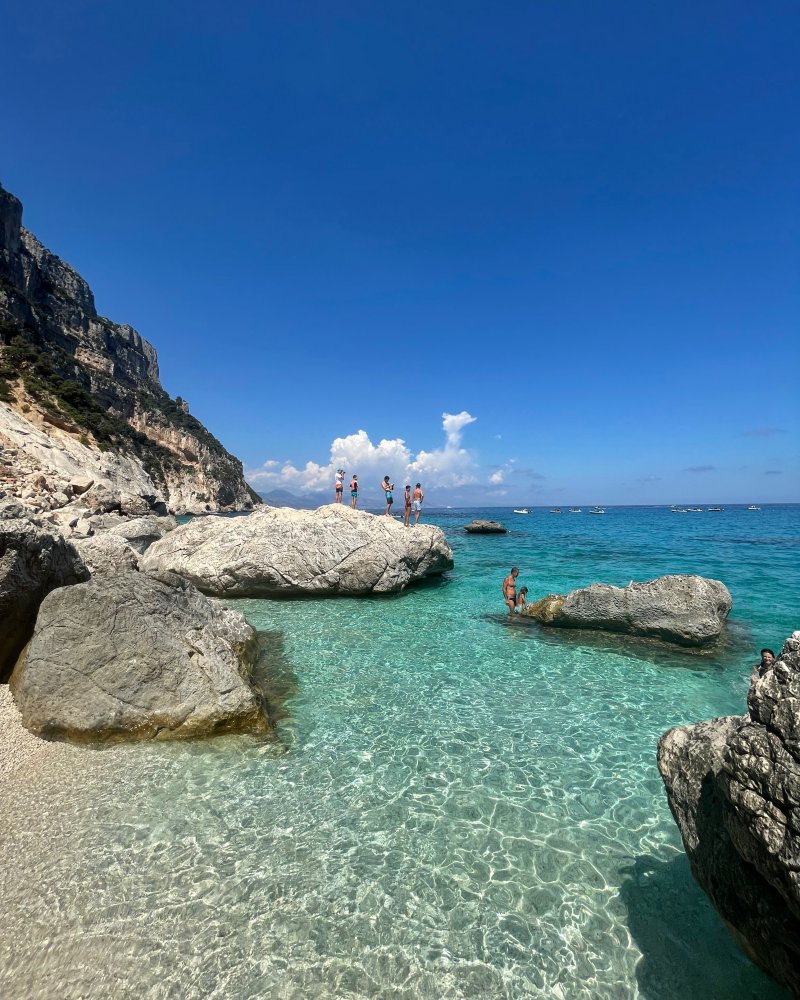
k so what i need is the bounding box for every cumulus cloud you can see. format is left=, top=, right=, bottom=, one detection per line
left=247, top=412, right=477, bottom=494
left=489, top=469, right=504, bottom=485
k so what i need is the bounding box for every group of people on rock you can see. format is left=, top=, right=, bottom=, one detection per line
left=501, top=567, right=529, bottom=614
left=333, top=470, right=424, bottom=525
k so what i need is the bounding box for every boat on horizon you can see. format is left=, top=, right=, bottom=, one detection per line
left=708, top=506, right=724, bottom=512
left=513, top=508, right=530, bottom=514
left=590, top=506, right=605, bottom=515
left=569, top=508, right=581, bottom=513
left=748, top=505, right=760, bottom=510
left=550, top=508, right=562, bottom=514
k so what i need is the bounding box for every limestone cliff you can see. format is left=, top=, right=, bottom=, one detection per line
left=0, top=183, right=260, bottom=514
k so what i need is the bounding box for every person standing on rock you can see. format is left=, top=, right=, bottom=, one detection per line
left=382, top=476, right=394, bottom=516
left=502, top=567, right=519, bottom=614
left=412, top=483, right=424, bottom=524
left=349, top=475, right=359, bottom=508
left=334, top=469, right=344, bottom=504
left=403, top=485, right=412, bottom=526
left=750, top=647, right=775, bottom=687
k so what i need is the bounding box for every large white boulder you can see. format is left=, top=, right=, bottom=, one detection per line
left=141, top=505, right=454, bottom=597
left=10, top=572, right=270, bottom=743
left=523, top=574, right=732, bottom=647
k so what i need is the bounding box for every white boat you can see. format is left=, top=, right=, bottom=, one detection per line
left=513, top=508, right=530, bottom=515
left=748, top=505, right=760, bottom=510
left=569, top=508, right=581, bottom=513
left=549, top=508, right=562, bottom=514
left=708, top=506, right=723, bottom=512
left=590, top=506, right=605, bottom=515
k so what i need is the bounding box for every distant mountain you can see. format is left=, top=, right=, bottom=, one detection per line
left=260, top=488, right=327, bottom=509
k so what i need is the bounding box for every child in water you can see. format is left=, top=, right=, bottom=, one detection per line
left=515, top=587, right=529, bottom=613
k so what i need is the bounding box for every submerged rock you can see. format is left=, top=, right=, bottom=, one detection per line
left=521, top=574, right=732, bottom=647
left=463, top=520, right=507, bottom=534
left=657, top=631, right=800, bottom=994
left=0, top=517, right=88, bottom=681
left=10, top=572, right=270, bottom=743
left=141, top=505, right=453, bottom=596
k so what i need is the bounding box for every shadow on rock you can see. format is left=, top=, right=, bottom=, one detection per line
left=618, top=854, right=789, bottom=1000
left=486, top=612, right=751, bottom=671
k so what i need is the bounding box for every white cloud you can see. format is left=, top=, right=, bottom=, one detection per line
left=247, top=411, right=478, bottom=494
left=489, top=470, right=504, bottom=485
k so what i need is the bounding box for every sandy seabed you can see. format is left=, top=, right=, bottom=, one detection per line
left=0, top=684, right=79, bottom=785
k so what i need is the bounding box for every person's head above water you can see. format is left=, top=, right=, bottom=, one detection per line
left=511, top=567, right=519, bottom=577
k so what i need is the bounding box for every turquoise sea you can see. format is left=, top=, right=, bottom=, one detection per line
left=2, top=504, right=798, bottom=1000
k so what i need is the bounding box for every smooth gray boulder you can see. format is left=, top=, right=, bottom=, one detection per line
left=464, top=520, right=507, bottom=534
left=72, top=532, right=140, bottom=576
left=657, top=631, right=800, bottom=994
left=105, top=514, right=177, bottom=554
left=522, top=574, right=732, bottom=647
left=141, top=505, right=453, bottom=596
left=10, top=572, right=270, bottom=743
left=0, top=518, right=88, bottom=681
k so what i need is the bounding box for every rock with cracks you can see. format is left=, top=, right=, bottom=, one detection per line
left=0, top=517, right=88, bottom=681
left=521, top=574, right=732, bottom=647
left=657, top=631, right=800, bottom=995
left=71, top=532, right=140, bottom=576
left=10, top=572, right=270, bottom=743
left=141, top=505, right=454, bottom=597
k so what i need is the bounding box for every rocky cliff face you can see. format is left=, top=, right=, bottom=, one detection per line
left=0, top=184, right=260, bottom=514
left=657, top=631, right=800, bottom=995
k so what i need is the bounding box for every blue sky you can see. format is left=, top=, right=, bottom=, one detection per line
left=3, top=1, right=798, bottom=505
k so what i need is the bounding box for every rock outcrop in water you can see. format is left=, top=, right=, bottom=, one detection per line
left=0, top=183, right=260, bottom=514
left=142, top=505, right=454, bottom=596
left=463, top=520, right=507, bottom=534
left=10, top=572, right=270, bottom=743
left=0, top=516, right=89, bottom=681
left=521, top=575, right=732, bottom=647
left=657, top=631, right=800, bottom=995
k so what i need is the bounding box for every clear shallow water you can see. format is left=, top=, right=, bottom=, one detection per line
left=2, top=504, right=798, bottom=999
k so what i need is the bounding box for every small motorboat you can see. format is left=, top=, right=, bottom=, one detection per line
left=708, top=506, right=724, bottom=512
left=549, top=508, right=562, bottom=514
left=513, top=508, right=530, bottom=515
left=747, top=505, right=760, bottom=510
left=590, top=506, right=605, bottom=515
left=569, top=508, right=581, bottom=513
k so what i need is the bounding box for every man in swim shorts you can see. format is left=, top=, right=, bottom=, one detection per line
left=382, top=476, right=394, bottom=516
left=412, top=483, right=424, bottom=524
left=502, top=567, right=519, bottom=614
left=350, top=475, right=359, bottom=508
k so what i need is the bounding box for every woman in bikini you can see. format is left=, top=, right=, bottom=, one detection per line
left=403, top=485, right=412, bottom=526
